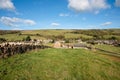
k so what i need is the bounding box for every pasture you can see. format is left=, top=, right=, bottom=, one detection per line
left=0, top=48, right=120, bottom=80
left=95, top=44, right=120, bottom=54
left=1, top=29, right=120, bottom=41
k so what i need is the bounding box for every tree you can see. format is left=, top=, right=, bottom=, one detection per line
left=18, top=33, right=22, bottom=36
left=109, top=36, right=117, bottom=40
left=65, top=39, right=70, bottom=43
left=23, top=36, right=31, bottom=41
left=0, top=38, right=6, bottom=42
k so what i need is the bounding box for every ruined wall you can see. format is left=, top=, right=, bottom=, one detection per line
left=0, top=43, right=49, bottom=58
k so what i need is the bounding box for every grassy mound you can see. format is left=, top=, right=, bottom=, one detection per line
left=0, top=49, right=120, bottom=80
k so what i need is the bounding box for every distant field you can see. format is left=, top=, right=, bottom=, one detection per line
left=0, top=29, right=120, bottom=41
left=64, top=33, right=93, bottom=39
left=21, top=30, right=73, bottom=36
left=0, top=34, right=26, bottom=41
left=103, top=35, right=120, bottom=40
left=0, top=48, right=120, bottom=80
left=0, top=30, right=93, bottom=41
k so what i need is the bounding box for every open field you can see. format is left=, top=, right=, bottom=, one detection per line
left=0, top=0, right=120, bottom=79
left=0, top=34, right=26, bottom=41
left=0, top=29, right=120, bottom=80
left=0, top=29, right=120, bottom=41
left=0, top=48, right=120, bottom=80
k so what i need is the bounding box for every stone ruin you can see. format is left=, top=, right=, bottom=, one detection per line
left=0, top=41, right=49, bottom=58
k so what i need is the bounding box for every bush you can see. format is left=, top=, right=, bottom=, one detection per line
left=18, top=33, right=22, bottom=36
left=0, top=38, right=6, bottom=42
left=109, top=36, right=117, bottom=40
left=65, top=39, right=70, bottom=43
left=51, top=39, right=55, bottom=43
left=23, top=36, right=31, bottom=41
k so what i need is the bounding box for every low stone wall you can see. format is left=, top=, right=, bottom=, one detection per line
left=0, top=43, right=49, bottom=58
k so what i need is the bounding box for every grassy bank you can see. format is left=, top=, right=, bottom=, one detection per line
left=0, top=48, right=120, bottom=80
left=95, top=44, right=120, bottom=54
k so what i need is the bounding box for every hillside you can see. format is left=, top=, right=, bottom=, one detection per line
left=0, top=48, right=120, bottom=80
left=0, top=29, right=120, bottom=42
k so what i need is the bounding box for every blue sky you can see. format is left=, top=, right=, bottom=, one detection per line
left=0, top=0, right=120, bottom=30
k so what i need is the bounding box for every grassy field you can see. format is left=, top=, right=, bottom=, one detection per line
left=103, top=35, right=120, bottom=40
left=0, top=30, right=94, bottom=42
left=21, top=30, right=72, bottom=35
left=64, top=33, right=93, bottom=39
left=0, top=48, right=120, bottom=80
left=0, top=29, right=120, bottom=41
left=0, top=34, right=26, bottom=41
left=95, top=44, right=120, bottom=54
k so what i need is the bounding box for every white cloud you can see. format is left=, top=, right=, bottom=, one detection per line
left=68, top=0, right=110, bottom=13
left=115, top=0, right=120, bottom=7
left=101, top=22, right=112, bottom=26
left=0, top=0, right=15, bottom=11
left=23, top=20, right=36, bottom=25
left=12, top=28, right=22, bottom=30
left=0, top=16, right=36, bottom=27
left=59, top=13, right=69, bottom=17
left=51, top=22, right=60, bottom=26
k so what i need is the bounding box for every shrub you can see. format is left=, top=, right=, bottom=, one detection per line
left=0, top=38, right=6, bottom=42
left=23, top=36, right=31, bottom=41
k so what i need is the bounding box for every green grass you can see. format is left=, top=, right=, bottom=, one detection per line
left=103, top=35, right=120, bottom=40
left=95, top=44, right=120, bottom=54
left=1, top=30, right=93, bottom=41
left=0, top=34, right=46, bottom=41
left=64, top=33, right=93, bottom=39
left=0, top=48, right=120, bottom=80
left=0, top=34, right=26, bottom=41
left=21, top=30, right=73, bottom=36
left=1, top=29, right=120, bottom=41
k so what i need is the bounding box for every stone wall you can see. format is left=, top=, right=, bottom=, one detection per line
left=0, top=42, right=49, bottom=58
